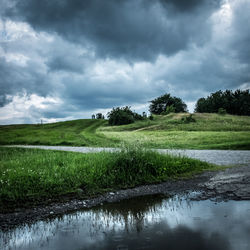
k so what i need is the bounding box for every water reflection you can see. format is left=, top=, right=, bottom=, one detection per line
left=1, top=194, right=250, bottom=250
left=90, top=195, right=168, bottom=234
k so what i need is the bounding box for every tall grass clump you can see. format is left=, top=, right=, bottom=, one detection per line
left=0, top=146, right=216, bottom=209
left=85, top=144, right=215, bottom=189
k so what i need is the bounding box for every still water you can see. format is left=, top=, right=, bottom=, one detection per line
left=1, top=194, right=250, bottom=250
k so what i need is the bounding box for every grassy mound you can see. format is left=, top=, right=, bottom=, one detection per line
left=0, top=146, right=217, bottom=209
left=1, top=113, right=249, bottom=149
left=0, top=119, right=116, bottom=147
left=101, top=113, right=250, bottom=132
left=101, top=113, right=250, bottom=149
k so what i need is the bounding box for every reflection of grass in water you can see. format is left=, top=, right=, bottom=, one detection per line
left=91, top=194, right=167, bottom=233
left=1, top=198, right=232, bottom=250
left=87, top=196, right=230, bottom=250
left=90, top=194, right=194, bottom=233
left=0, top=146, right=217, bottom=210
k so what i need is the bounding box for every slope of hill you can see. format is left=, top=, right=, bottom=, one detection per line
left=0, top=119, right=116, bottom=147
left=1, top=113, right=250, bottom=149
left=100, top=113, right=250, bottom=150
left=100, top=113, right=250, bottom=132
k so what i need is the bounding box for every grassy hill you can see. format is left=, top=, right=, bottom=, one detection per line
left=0, top=119, right=117, bottom=147
left=101, top=113, right=250, bottom=132
left=1, top=113, right=250, bottom=149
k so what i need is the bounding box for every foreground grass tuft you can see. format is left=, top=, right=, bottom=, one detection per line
left=0, top=146, right=217, bottom=210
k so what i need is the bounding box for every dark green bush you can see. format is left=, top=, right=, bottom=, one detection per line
left=107, top=106, right=144, bottom=125
left=195, top=89, right=250, bottom=115
left=218, top=108, right=227, bottom=115
left=181, top=114, right=196, bottom=123
left=161, top=104, right=176, bottom=115
left=149, top=93, right=187, bottom=114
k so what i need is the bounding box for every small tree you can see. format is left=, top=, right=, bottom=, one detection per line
left=96, top=113, right=103, bottom=119
left=161, top=104, right=176, bottom=115
left=149, top=93, right=187, bottom=115
left=107, top=106, right=143, bottom=125
left=91, top=114, right=95, bottom=119
left=181, top=114, right=196, bottom=123
left=218, top=108, right=227, bottom=115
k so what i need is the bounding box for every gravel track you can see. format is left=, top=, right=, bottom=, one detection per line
left=4, top=145, right=250, bottom=166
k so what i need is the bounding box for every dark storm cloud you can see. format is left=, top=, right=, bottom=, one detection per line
left=1, top=0, right=250, bottom=124
left=46, top=55, right=84, bottom=73
left=4, top=0, right=222, bottom=62
left=230, top=0, right=250, bottom=65
left=0, top=57, right=51, bottom=101
left=159, top=0, right=219, bottom=12
left=0, top=94, right=11, bottom=107
left=58, top=73, right=157, bottom=110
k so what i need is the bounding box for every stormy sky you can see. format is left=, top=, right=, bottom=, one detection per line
left=0, top=0, right=249, bottom=124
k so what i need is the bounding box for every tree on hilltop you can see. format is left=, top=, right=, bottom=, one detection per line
left=149, top=93, right=187, bottom=115
left=195, top=89, right=250, bottom=115
left=107, top=106, right=144, bottom=125
left=96, top=113, right=104, bottom=119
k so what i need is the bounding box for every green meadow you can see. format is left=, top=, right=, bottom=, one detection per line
left=1, top=113, right=250, bottom=149
left=1, top=112, right=248, bottom=209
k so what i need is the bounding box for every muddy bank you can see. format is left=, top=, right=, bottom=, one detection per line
left=1, top=165, right=250, bottom=231
left=197, top=165, right=250, bottom=201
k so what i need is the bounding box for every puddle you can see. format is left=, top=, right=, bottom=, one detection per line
left=1, top=194, right=250, bottom=250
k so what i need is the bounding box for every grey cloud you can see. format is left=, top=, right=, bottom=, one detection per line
left=0, top=57, right=51, bottom=100
left=0, top=94, right=11, bottom=107
left=4, top=0, right=222, bottom=62
left=159, top=0, right=220, bottom=12
left=1, top=0, right=250, bottom=124
left=150, top=44, right=250, bottom=103
left=60, top=75, right=157, bottom=110
left=45, top=39, right=93, bottom=73
left=46, top=55, right=84, bottom=73
left=230, top=0, right=250, bottom=65
left=30, top=106, right=71, bottom=120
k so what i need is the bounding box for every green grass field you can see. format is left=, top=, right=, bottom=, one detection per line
left=0, top=146, right=218, bottom=210
left=0, top=119, right=118, bottom=147
left=0, top=113, right=250, bottom=149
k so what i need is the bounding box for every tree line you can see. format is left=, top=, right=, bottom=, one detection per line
left=92, top=89, right=250, bottom=125
left=194, top=89, right=250, bottom=116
